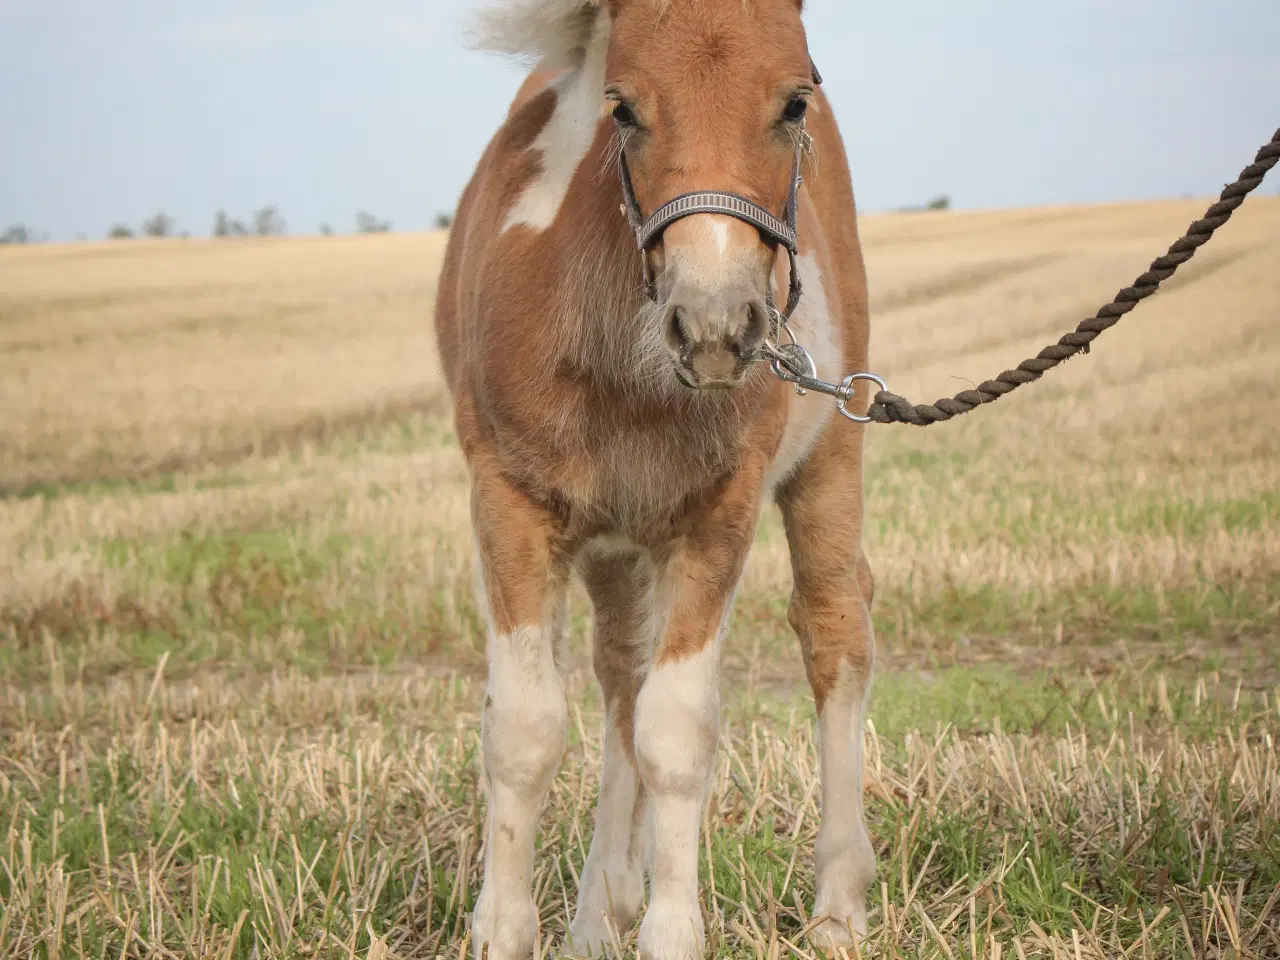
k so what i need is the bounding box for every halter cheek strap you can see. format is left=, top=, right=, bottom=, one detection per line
left=617, top=133, right=808, bottom=325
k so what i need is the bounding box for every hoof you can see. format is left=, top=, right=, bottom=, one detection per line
left=472, top=892, right=537, bottom=960
left=563, top=921, right=616, bottom=958
left=808, top=897, right=867, bottom=954
left=636, top=898, right=705, bottom=960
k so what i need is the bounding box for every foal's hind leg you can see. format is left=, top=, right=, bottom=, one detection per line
left=778, top=430, right=877, bottom=948
left=567, top=550, right=654, bottom=955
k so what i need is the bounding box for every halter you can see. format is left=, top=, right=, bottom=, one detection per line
left=611, top=62, right=894, bottom=424
left=618, top=142, right=805, bottom=327
left=615, top=61, right=823, bottom=329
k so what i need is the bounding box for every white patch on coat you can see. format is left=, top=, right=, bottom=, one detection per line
left=502, top=14, right=611, bottom=233
left=472, top=624, right=568, bottom=960
left=633, top=637, right=722, bottom=959
left=766, top=251, right=842, bottom=491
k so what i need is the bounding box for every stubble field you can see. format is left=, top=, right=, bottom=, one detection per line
left=2, top=196, right=1279, bottom=958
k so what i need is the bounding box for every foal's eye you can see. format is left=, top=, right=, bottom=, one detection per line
left=612, top=102, right=637, bottom=127
left=783, top=96, right=808, bottom=123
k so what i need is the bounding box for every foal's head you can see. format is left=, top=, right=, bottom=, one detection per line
left=606, top=0, right=813, bottom=390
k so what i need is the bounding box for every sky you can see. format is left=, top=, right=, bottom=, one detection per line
left=1, top=0, right=1277, bottom=241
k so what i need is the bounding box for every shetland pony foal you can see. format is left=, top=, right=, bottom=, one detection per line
left=436, top=1, right=876, bottom=956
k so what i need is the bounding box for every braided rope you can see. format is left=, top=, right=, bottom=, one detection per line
left=868, top=127, right=1280, bottom=426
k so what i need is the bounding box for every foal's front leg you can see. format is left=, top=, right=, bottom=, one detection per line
left=779, top=432, right=877, bottom=949
left=634, top=469, right=764, bottom=960
left=469, top=466, right=572, bottom=960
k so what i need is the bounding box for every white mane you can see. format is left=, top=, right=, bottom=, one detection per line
left=469, top=0, right=604, bottom=67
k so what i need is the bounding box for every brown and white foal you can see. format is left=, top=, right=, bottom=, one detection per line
left=436, top=1, right=876, bottom=957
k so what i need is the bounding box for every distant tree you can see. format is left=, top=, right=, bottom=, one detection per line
left=253, top=205, right=286, bottom=237
left=0, top=224, right=31, bottom=244
left=891, top=194, right=954, bottom=214
left=319, top=223, right=334, bottom=236
left=355, top=210, right=392, bottom=234
left=142, top=212, right=175, bottom=237
left=108, top=224, right=134, bottom=239
left=434, top=211, right=454, bottom=230
left=214, top=209, right=251, bottom=237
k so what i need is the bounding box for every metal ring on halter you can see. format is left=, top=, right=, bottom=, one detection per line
left=763, top=339, right=816, bottom=396
left=835, top=373, right=889, bottom=423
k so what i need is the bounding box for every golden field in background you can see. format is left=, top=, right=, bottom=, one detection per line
left=3, top=197, right=1277, bottom=651
left=1, top=198, right=1278, bottom=957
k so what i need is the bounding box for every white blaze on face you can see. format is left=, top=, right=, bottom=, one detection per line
left=670, top=214, right=764, bottom=285
left=502, top=15, right=612, bottom=233
left=710, top=218, right=730, bottom=258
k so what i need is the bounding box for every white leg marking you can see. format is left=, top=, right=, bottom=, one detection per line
left=568, top=712, right=646, bottom=956
left=472, top=625, right=568, bottom=960
left=633, top=640, right=720, bottom=960
left=502, top=15, right=611, bottom=233
left=810, top=659, right=876, bottom=949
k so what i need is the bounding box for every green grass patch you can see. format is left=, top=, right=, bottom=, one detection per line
left=6, top=683, right=1275, bottom=958
left=1, top=469, right=248, bottom=503
left=720, top=659, right=1270, bottom=746
left=3, top=749, right=420, bottom=958
left=1, top=527, right=485, bottom=684
left=876, top=577, right=1280, bottom=648
left=730, top=576, right=1280, bottom=665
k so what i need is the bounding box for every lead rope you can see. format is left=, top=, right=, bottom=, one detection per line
left=843, top=127, right=1279, bottom=426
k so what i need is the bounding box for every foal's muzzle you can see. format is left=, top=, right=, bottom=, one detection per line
left=663, top=287, right=770, bottom=389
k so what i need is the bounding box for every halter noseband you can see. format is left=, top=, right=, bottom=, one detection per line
left=615, top=61, right=821, bottom=327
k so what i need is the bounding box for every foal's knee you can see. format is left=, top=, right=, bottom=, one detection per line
left=634, top=646, right=719, bottom=796
left=788, top=588, right=874, bottom=710
left=484, top=626, right=567, bottom=793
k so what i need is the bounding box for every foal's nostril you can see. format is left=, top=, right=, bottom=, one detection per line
left=664, top=304, right=692, bottom=360
left=730, top=301, right=769, bottom=359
